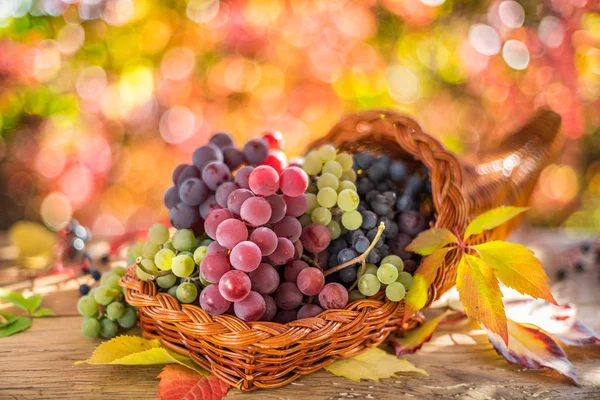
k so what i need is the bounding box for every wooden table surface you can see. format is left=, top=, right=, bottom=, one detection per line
left=1, top=229, right=599, bottom=400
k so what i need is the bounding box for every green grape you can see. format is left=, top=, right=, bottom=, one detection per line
left=322, top=161, right=343, bottom=179
left=100, top=272, right=114, bottom=286
left=172, top=254, right=195, bottom=278
left=340, top=169, right=357, bottom=182
left=193, top=246, right=208, bottom=265
left=106, top=302, right=126, bottom=319
left=200, top=239, right=213, bottom=246
left=142, top=241, right=160, bottom=259
left=157, top=273, right=178, bottom=289
left=311, top=207, right=332, bottom=225
left=299, top=214, right=312, bottom=227
left=335, top=152, right=353, bottom=171
left=112, top=266, right=127, bottom=277
left=317, top=173, right=339, bottom=190
left=341, top=210, right=363, bottom=230
left=317, top=187, right=337, bottom=208
left=348, top=290, right=366, bottom=302
left=385, top=282, right=406, bottom=302
left=357, top=263, right=378, bottom=279
left=306, top=182, right=318, bottom=194
left=126, top=241, right=144, bottom=264
left=377, top=263, right=398, bottom=285
left=305, top=193, right=319, bottom=214
left=136, top=259, right=158, bottom=281
left=326, top=220, right=341, bottom=240
left=396, top=271, right=413, bottom=289
left=154, top=248, right=176, bottom=271
left=302, top=152, right=323, bottom=175
left=148, top=223, right=170, bottom=245
left=99, top=318, right=119, bottom=339
left=105, top=274, right=122, bottom=290
left=94, top=286, right=116, bottom=306
left=117, top=307, right=138, bottom=328
left=77, top=296, right=98, bottom=317
left=162, top=241, right=176, bottom=252
left=381, top=255, right=404, bottom=272
left=167, top=285, right=179, bottom=297
left=199, top=274, right=212, bottom=286
left=172, top=229, right=195, bottom=251
left=337, top=189, right=360, bottom=211
left=358, top=274, right=381, bottom=297
left=179, top=250, right=194, bottom=258
left=81, top=317, right=101, bottom=338
left=176, top=282, right=198, bottom=304
left=88, top=287, right=97, bottom=299
left=337, top=180, right=357, bottom=193
left=317, top=144, right=337, bottom=162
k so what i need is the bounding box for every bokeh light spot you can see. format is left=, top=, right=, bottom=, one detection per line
left=386, top=66, right=420, bottom=104
left=161, top=47, right=196, bottom=81
left=40, top=192, right=72, bottom=231
left=186, top=0, right=219, bottom=24
left=469, top=24, right=501, bottom=56
left=159, top=106, right=196, bottom=144
left=502, top=40, right=530, bottom=70
left=498, top=1, right=525, bottom=29
left=538, top=16, right=565, bottom=48
left=76, top=66, right=107, bottom=100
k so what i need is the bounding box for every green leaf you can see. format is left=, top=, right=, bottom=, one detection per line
left=0, top=289, right=30, bottom=313
left=0, top=313, right=19, bottom=328
left=74, top=335, right=207, bottom=374
left=32, top=308, right=55, bottom=317
left=324, top=347, right=428, bottom=382
left=25, top=294, right=42, bottom=314
left=464, top=206, right=529, bottom=240
left=406, top=228, right=457, bottom=256
left=0, top=316, right=32, bottom=338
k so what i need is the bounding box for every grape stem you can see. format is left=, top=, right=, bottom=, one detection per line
left=324, top=222, right=386, bottom=277
left=301, top=254, right=321, bottom=269
left=135, top=257, right=172, bottom=279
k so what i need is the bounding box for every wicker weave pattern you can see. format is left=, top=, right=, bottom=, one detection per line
left=121, top=109, right=561, bottom=391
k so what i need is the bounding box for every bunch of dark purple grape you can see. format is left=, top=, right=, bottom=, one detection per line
left=326, top=152, right=433, bottom=284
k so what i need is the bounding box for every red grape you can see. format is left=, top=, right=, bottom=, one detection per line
left=227, top=188, right=254, bottom=216
left=193, top=145, right=223, bottom=172
left=261, top=294, right=277, bottom=321
left=296, top=267, right=325, bottom=296
left=274, top=216, right=302, bottom=242
left=230, top=241, right=262, bottom=272
left=207, top=241, right=227, bottom=255
left=216, top=218, right=248, bottom=249
left=268, top=237, right=295, bottom=265
left=274, top=282, right=303, bottom=310
left=249, top=165, right=279, bottom=196
left=249, top=227, right=278, bottom=256
left=293, top=240, right=303, bottom=259
left=283, top=194, right=308, bottom=217
left=209, top=132, right=234, bottom=149
left=279, top=166, right=309, bottom=198
left=169, top=203, right=200, bottom=229
left=273, top=310, right=297, bottom=324
left=204, top=209, right=233, bottom=240
left=219, top=270, right=251, bottom=302
left=199, top=195, right=222, bottom=219
left=249, top=263, right=280, bottom=294
left=240, top=197, right=272, bottom=227
left=178, top=177, right=209, bottom=206
left=234, top=291, right=266, bottom=321
left=199, top=284, right=230, bottom=315
left=164, top=186, right=180, bottom=208
left=172, top=164, right=188, bottom=185
left=215, top=181, right=239, bottom=208
left=234, top=166, right=254, bottom=189
left=297, top=304, right=323, bottom=319
left=301, top=224, right=331, bottom=253
left=318, top=283, right=348, bottom=310
left=262, top=131, right=284, bottom=149
left=243, top=138, right=269, bottom=165
left=200, top=253, right=230, bottom=283
left=223, top=147, right=245, bottom=171
left=261, top=151, right=287, bottom=174
left=265, top=194, right=287, bottom=224
left=284, top=260, right=309, bottom=283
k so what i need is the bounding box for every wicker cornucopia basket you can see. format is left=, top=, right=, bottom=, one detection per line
left=121, top=109, right=562, bottom=391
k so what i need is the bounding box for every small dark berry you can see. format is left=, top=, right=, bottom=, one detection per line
left=556, top=268, right=567, bottom=281
left=79, top=284, right=91, bottom=296
left=91, top=270, right=102, bottom=281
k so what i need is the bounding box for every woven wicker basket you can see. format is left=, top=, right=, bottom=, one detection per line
left=121, top=109, right=562, bottom=391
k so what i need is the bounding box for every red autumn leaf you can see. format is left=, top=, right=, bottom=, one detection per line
left=157, top=365, right=230, bottom=400
left=390, top=310, right=451, bottom=355
left=487, top=318, right=579, bottom=385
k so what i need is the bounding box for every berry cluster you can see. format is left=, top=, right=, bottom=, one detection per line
left=77, top=266, right=137, bottom=338
left=353, top=255, right=413, bottom=302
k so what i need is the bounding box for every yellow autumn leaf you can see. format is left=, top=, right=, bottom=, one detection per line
left=474, top=241, right=557, bottom=305
left=406, top=228, right=457, bottom=256
left=403, top=248, right=450, bottom=323
left=391, top=310, right=452, bottom=355
left=463, top=206, right=529, bottom=240
left=456, top=254, right=508, bottom=344
left=324, top=348, right=428, bottom=382
left=74, top=335, right=206, bottom=374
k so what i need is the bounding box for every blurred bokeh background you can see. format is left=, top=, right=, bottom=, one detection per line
left=0, top=0, right=598, bottom=238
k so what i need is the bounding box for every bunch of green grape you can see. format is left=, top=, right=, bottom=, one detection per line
left=349, top=255, right=413, bottom=302
left=133, top=223, right=212, bottom=305
left=301, top=144, right=361, bottom=240
left=77, top=266, right=138, bottom=338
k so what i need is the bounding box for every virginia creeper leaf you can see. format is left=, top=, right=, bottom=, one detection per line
left=474, top=242, right=557, bottom=305
left=403, top=248, right=451, bottom=324
left=456, top=254, right=507, bottom=344
left=324, top=347, right=428, bottom=381
left=464, top=206, right=529, bottom=240
left=25, top=294, right=42, bottom=314
left=0, top=315, right=32, bottom=337
left=0, top=289, right=30, bottom=313
left=390, top=310, right=452, bottom=355
left=75, top=335, right=207, bottom=374
left=157, top=365, right=230, bottom=400
left=406, top=228, right=457, bottom=256
left=487, top=319, right=578, bottom=385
